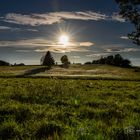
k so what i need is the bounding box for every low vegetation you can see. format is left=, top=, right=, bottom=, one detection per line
left=0, top=78, right=140, bottom=139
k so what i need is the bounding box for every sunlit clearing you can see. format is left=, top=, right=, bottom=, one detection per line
left=59, top=35, right=69, bottom=45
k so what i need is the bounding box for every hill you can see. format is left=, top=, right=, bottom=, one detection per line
left=0, top=65, right=140, bottom=80
left=35, top=65, right=140, bottom=80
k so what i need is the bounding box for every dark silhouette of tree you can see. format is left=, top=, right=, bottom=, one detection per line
left=116, top=0, right=140, bottom=45
left=91, top=54, right=131, bottom=67
left=41, top=51, right=55, bottom=67
left=98, top=57, right=105, bottom=64
left=0, top=60, right=10, bottom=66
left=105, top=55, right=114, bottom=65
left=113, top=54, right=123, bottom=66
left=14, top=63, right=25, bottom=66
left=121, top=59, right=131, bottom=67
left=84, top=62, right=92, bottom=65
left=61, top=55, right=70, bottom=68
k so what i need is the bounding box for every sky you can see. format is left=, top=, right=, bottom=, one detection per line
left=0, top=0, right=140, bottom=65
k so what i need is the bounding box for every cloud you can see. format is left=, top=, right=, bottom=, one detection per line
left=2, top=11, right=109, bottom=26
left=0, top=39, right=48, bottom=47
left=86, top=53, right=110, bottom=58
left=0, top=38, right=94, bottom=53
left=25, top=29, right=38, bottom=32
left=35, top=47, right=89, bottom=53
left=0, top=26, right=12, bottom=30
left=16, top=50, right=31, bottom=53
left=72, top=56, right=81, bottom=59
left=80, top=42, right=94, bottom=47
left=1, top=11, right=127, bottom=26
left=4, top=13, right=61, bottom=26
left=120, top=36, right=129, bottom=40
left=0, top=25, right=38, bottom=32
left=106, top=48, right=140, bottom=53
left=112, top=13, right=125, bottom=22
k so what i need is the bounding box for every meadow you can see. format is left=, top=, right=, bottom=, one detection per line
left=0, top=65, right=140, bottom=139
left=0, top=76, right=140, bottom=139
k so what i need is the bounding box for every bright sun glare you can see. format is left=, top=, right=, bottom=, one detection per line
left=59, top=35, right=69, bottom=45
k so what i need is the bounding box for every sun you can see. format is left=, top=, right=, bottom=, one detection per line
left=59, top=35, right=69, bottom=45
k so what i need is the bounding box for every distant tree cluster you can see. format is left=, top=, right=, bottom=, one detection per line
left=85, top=54, right=131, bottom=67
left=0, top=60, right=10, bottom=66
left=14, top=63, right=25, bottom=66
left=41, top=51, right=70, bottom=68
left=116, top=0, right=140, bottom=45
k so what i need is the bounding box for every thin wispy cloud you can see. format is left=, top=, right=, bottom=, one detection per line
left=112, top=13, right=125, bottom=22
left=0, top=38, right=94, bottom=53
left=72, top=56, right=81, bottom=59
left=35, top=47, right=89, bottom=53
left=80, top=42, right=94, bottom=47
left=16, top=50, right=31, bottom=53
left=120, top=36, right=129, bottom=40
left=2, top=11, right=126, bottom=26
left=0, top=26, right=13, bottom=30
left=106, top=48, right=140, bottom=53
left=0, top=25, right=38, bottom=32
left=86, top=53, right=110, bottom=58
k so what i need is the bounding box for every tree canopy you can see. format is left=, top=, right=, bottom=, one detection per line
left=61, top=55, right=70, bottom=68
left=41, top=51, right=55, bottom=67
left=87, top=54, right=131, bottom=67
left=116, top=0, right=140, bottom=45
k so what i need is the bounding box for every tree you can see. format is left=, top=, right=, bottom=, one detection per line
left=61, top=55, right=70, bottom=68
left=116, top=0, right=140, bottom=45
left=14, top=63, right=25, bottom=66
left=41, top=51, right=55, bottom=67
left=0, top=60, right=10, bottom=66
left=113, top=54, right=123, bottom=66
left=85, top=61, right=92, bottom=65
left=91, top=54, right=131, bottom=67
left=105, top=55, right=114, bottom=65
left=121, top=59, right=131, bottom=67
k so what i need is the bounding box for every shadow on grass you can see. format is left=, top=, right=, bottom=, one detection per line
left=17, top=67, right=50, bottom=77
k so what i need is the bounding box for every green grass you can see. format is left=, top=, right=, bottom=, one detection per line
left=0, top=78, right=140, bottom=139
left=1, top=65, right=140, bottom=79
left=33, top=65, right=140, bottom=79
left=0, top=66, right=45, bottom=77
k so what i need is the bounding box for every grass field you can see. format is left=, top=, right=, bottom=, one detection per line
left=0, top=66, right=44, bottom=77
left=0, top=77, right=140, bottom=139
left=0, top=65, right=140, bottom=79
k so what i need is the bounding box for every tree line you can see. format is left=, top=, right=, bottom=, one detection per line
left=0, top=52, right=131, bottom=68
left=85, top=54, right=131, bottom=68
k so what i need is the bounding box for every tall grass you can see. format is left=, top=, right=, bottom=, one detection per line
left=0, top=78, right=140, bottom=139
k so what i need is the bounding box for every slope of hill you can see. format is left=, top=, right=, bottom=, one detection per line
left=0, top=65, right=140, bottom=80
left=35, top=65, right=140, bottom=80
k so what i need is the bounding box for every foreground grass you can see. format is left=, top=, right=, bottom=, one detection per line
left=0, top=78, right=140, bottom=139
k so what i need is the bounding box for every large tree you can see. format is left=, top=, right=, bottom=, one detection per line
left=41, top=51, right=55, bottom=67
left=116, top=0, right=140, bottom=45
